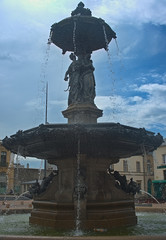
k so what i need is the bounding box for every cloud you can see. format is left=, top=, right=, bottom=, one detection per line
left=136, top=83, right=166, bottom=97
left=96, top=82, right=166, bottom=135
left=94, top=0, right=166, bottom=26
left=129, top=96, right=143, bottom=103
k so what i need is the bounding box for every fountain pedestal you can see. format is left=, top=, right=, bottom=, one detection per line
left=62, top=103, right=103, bottom=124
left=29, top=154, right=137, bottom=230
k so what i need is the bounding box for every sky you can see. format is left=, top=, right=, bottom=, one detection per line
left=1, top=0, right=166, bottom=168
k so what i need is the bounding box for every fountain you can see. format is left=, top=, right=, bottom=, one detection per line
left=2, top=2, right=163, bottom=231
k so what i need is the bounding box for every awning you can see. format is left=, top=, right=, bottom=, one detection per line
left=152, top=180, right=166, bottom=183
left=157, top=165, right=166, bottom=169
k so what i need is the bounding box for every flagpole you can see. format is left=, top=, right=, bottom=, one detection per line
left=44, top=82, right=48, bottom=177
left=45, top=81, right=48, bottom=124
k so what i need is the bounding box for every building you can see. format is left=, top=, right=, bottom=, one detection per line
left=153, top=138, right=166, bottom=200
left=0, top=140, right=14, bottom=193
left=14, top=164, right=55, bottom=194
left=113, top=152, right=154, bottom=194
left=0, top=140, right=57, bottom=195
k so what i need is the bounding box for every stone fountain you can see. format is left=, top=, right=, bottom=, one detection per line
left=2, top=2, right=163, bottom=230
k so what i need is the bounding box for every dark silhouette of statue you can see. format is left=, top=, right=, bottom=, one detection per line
left=127, top=178, right=140, bottom=195
left=113, top=171, right=128, bottom=192
left=29, top=171, right=58, bottom=196
left=71, top=2, right=92, bottom=16
left=113, top=171, right=140, bottom=195
left=29, top=179, right=40, bottom=195
left=64, top=53, right=96, bottom=106
left=40, top=170, right=58, bottom=194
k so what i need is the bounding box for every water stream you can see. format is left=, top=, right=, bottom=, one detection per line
left=103, top=25, right=116, bottom=120
left=75, top=137, right=82, bottom=235
left=4, top=152, right=15, bottom=197
left=140, top=189, right=160, bottom=204
left=15, top=146, right=22, bottom=193
left=35, top=31, right=52, bottom=125
left=38, top=159, right=44, bottom=181
left=73, top=21, right=77, bottom=53
left=139, top=189, right=166, bottom=215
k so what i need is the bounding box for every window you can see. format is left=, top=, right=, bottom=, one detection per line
left=164, top=170, right=166, bottom=180
left=0, top=172, right=6, bottom=183
left=162, top=154, right=166, bottom=164
left=0, top=151, right=7, bottom=167
left=123, top=160, right=128, bottom=172
left=136, top=161, right=141, bottom=172
left=147, top=179, right=152, bottom=194
left=147, top=160, right=151, bottom=173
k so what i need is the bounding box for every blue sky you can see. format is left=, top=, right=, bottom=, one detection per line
left=1, top=0, right=166, bottom=167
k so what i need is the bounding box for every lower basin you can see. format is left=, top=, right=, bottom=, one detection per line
left=0, top=212, right=166, bottom=236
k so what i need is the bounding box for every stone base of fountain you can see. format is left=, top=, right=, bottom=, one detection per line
left=62, top=103, right=103, bottom=124
left=29, top=200, right=137, bottom=230
left=28, top=153, right=137, bottom=230
left=2, top=123, right=163, bottom=230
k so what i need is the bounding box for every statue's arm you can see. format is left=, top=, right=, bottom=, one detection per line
left=64, top=72, right=69, bottom=81
left=64, top=67, right=70, bottom=81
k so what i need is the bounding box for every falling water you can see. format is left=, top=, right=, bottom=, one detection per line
left=74, top=137, right=82, bottom=235
left=73, top=21, right=77, bottom=54
left=139, top=190, right=166, bottom=214
left=38, top=159, right=44, bottom=181
left=35, top=31, right=52, bottom=125
left=140, top=190, right=160, bottom=204
left=15, top=146, right=22, bottom=193
left=47, top=30, right=53, bottom=45
left=103, top=25, right=116, bottom=121
left=6, top=153, right=14, bottom=193
left=114, top=38, right=124, bottom=68
left=102, top=25, right=109, bottom=51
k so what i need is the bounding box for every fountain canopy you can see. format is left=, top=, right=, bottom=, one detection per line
left=50, top=2, right=116, bottom=54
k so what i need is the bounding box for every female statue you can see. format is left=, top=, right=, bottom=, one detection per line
left=64, top=53, right=96, bottom=106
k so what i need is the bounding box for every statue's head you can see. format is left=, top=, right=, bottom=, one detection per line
left=69, top=53, right=76, bottom=61
left=78, top=2, right=85, bottom=8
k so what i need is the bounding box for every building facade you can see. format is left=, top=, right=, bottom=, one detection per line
left=0, top=140, right=14, bottom=193
left=113, top=152, right=154, bottom=194
left=153, top=138, right=166, bottom=200
left=13, top=165, right=53, bottom=194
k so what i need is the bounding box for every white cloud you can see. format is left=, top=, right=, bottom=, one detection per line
left=94, top=0, right=166, bottom=25
left=129, top=96, right=143, bottom=102
left=136, top=83, right=166, bottom=97
left=96, top=82, right=166, bottom=135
